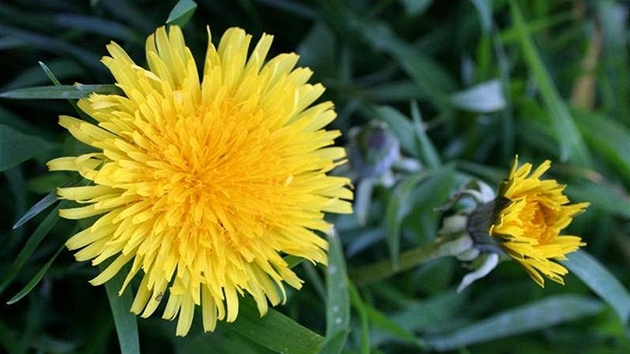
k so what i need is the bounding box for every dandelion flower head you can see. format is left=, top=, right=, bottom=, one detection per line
left=47, top=25, right=353, bottom=336
left=489, top=156, right=588, bottom=286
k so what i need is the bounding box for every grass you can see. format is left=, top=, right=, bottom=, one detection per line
left=1, top=0, right=629, bottom=353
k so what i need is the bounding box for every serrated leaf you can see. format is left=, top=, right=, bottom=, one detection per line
left=166, top=0, right=197, bottom=27
left=563, top=250, right=630, bottom=324
left=0, top=205, right=61, bottom=296
left=222, top=297, right=324, bottom=354
left=101, top=263, right=140, bottom=354
left=0, top=124, right=55, bottom=172
left=6, top=245, right=64, bottom=305
left=0, top=84, right=122, bottom=99
left=321, top=230, right=350, bottom=354
left=425, top=295, right=603, bottom=350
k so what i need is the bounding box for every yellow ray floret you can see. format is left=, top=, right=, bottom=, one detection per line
left=489, top=156, right=588, bottom=287
left=47, top=25, right=353, bottom=336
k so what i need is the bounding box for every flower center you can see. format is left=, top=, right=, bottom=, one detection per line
left=518, top=196, right=554, bottom=243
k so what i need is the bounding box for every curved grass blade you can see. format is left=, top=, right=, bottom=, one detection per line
left=385, top=172, right=429, bottom=267
left=410, top=101, right=440, bottom=169
left=348, top=283, right=370, bottom=354
left=6, top=245, right=64, bottom=305
left=562, top=250, right=630, bottom=324
left=509, top=0, right=591, bottom=167
left=38, top=61, right=94, bottom=122
left=0, top=84, right=122, bottom=99
left=166, top=0, right=197, bottom=27
left=13, top=191, right=58, bottom=230
left=320, top=229, right=350, bottom=354
left=0, top=204, right=61, bottom=296
left=13, top=174, right=82, bottom=230
left=222, top=297, right=324, bottom=354
left=101, top=263, right=140, bottom=354
left=425, top=295, right=603, bottom=351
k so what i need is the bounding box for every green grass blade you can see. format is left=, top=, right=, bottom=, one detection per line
left=565, top=183, right=630, bottom=219
left=572, top=108, right=630, bottom=187
left=13, top=191, right=58, bottom=230
left=385, top=173, right=428, bottom=266
left=0, top=205, right=61, bottom=296
left=372, top=105, right=418, bottom=158
left=6, top=245, right=64, bottom=305
left=509, top=0, right=591, bottom=167
left=101, top=263, right=140, bottom=354
left=348, top=283, right=370, bottom=354
left=410, top=101, right=441, bottom=169
left=562, top=250, right=630, bottom=324
left=425, top=295, right=603, bottom=350
left=166, top=0, right=197, bottom=27
left=351, top=19, right=455, bottom=109
left=364, top=306, right=421, bottom=347
left=38, top=61, right=95, bottom=122
left=320, top=230, right=350, bottom=354
left=0, top=84, right=122, bottom=99
left=0, top=124, right=55, bottom=172
left=222, top=297, right=325, bottom=354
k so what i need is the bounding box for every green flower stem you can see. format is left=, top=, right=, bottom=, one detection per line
left=350, top=234, right=473, bottom=287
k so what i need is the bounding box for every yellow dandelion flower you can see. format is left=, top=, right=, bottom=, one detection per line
left=490, top=156, right=588, bottom=287
left=47, top=25, right=353, bottom=336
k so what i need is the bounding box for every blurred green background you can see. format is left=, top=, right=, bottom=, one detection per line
left=1, top=0, right=629, bottom=353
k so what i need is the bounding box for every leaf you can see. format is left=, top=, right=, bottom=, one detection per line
left=6, top=245, right=64, bottom=304
left=54, top=14, right=140, bottom=42
left=283, top=255, right=305, bottom=268
left=222, top=297, right=324, bottom=354
left=450, top=79, right=507, bottom=113
left=470, top=0, right=493, bottom=33
left=166, top=0, right=197, bottom=27
left=562, top=250, right=630, bottom=324
left=0, top=124, right=55, bottom=172
left=348, top=283, right=370, bottom=354
left=364, top=306, right=421, bottom=347
left=13, top=191, right=59, bottom=230
left=385, top=172, right=429, bottom=266
left=320, top=230, right=350, bottom=354
left=425, top=295, right=604, bottom=351
left=399, top=0, right=433, bottom=16
left=572, top=108, right=630, bottom=186
left=410, top=101, right=441, bottom=169
left=351, top=19, right=455, bottom=108
left=509, top=0, right=591, bottom=167
left=565, top=183, right=630, bottom=219
left=0, top=205, right=61, bottom=296
left=373, top=105, right=418, bottom=158
left=0, top=84, right=122, bottom=99
left=101, top=263, right=140, bottom=354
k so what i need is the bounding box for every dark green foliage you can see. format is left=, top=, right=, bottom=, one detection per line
left=1, top=0, right=629, bottom=353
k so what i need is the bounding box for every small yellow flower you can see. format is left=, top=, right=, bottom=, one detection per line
left=490, top=156, right=589, bottom=286
left=48, top=25, right=352, bottom=336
